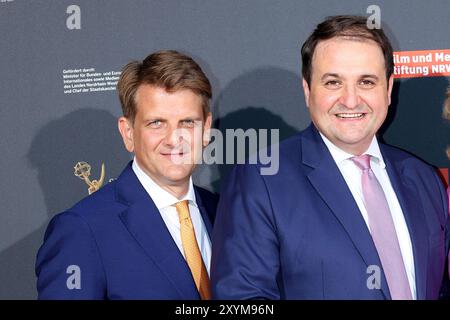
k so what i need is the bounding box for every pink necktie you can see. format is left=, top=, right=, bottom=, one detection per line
left=352, top=154, right=412, bottom=300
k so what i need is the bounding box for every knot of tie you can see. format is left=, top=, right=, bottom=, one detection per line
left=351, top=154, right=371, bottom=171
left=175, top=200, right=190, bottom=222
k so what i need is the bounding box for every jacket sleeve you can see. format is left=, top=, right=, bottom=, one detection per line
left=35, top=211, right=106, bottom=299
left=211, top=164, right=280, bottom=299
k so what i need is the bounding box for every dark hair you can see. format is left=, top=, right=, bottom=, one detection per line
left=117, top=50, right=212, bottom=123
left=301, top=15, right=394, bottom=86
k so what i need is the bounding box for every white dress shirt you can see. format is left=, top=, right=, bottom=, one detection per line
left=132, top=157, right=212, bottom=275
left=319, top=133, right=416, bottom=299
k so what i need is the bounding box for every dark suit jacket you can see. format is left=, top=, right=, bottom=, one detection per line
left=36, top=161, right=218, bottom=299
left=211, top=124, right=450, bottom=299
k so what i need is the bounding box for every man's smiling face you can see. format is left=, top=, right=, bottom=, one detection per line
left=303, top=37, right=394, bottom=155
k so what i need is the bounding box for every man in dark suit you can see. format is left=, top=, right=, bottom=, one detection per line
left=211, top=15, right=450, bottom=299
left=36, top=50, right=218, bottom=299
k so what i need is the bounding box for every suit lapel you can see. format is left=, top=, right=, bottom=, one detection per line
left=383, top=150, right=428, bottom=300
left=302, top=126, right=390, bottom=298
left=115, top=163, right=199, bottom=299
left=194, top=187, right=214, bottom=238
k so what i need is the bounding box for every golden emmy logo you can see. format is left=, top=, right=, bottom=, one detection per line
left=74, top=161, right=105, bottom=194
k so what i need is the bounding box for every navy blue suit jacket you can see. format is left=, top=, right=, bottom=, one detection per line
left=211, top=124, right=449, bottom=299
left=36, top=162, right=218, bottom=299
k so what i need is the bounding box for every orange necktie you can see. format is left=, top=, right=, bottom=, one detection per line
left=175, top=200, right=211, bottom=300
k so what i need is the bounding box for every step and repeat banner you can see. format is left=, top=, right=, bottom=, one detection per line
left=0, top=0, right=449, bottom=298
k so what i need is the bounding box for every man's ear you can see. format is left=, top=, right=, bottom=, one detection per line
left=202, top=112, right=212, bottom=147
left=118, top=117, right=134, bottom=152
left=387, top=74, right=394, bottom=106
left=302, top=78, right=310, bottom=108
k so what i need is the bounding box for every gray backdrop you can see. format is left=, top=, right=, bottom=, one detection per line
left=0, top=0, right=449, bottom=299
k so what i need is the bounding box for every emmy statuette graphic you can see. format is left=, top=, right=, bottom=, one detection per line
left=74, top=161, right=105, bottom=194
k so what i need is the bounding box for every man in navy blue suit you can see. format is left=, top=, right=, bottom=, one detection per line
left=211, top=16, right=450, bottom=299
left=36, top=50, right=218, bottom=299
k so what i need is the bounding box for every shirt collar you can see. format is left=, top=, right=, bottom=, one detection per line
left=319, top=133, right=386, bottom=168
left=132, top=156, right=197, bottom=210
